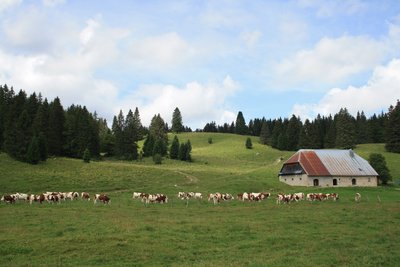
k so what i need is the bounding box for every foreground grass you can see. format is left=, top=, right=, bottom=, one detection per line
left=1, top=134, right=400, bottom=266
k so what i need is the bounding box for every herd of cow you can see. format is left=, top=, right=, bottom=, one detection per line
left=0, top=192, right=110, bottom=204
left=1, top=191, right=361, bottom=205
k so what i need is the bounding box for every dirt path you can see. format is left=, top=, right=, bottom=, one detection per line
left=174, top=170, right=199, bottom=184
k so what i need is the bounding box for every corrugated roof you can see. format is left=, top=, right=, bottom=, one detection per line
left=282, top=149, right=378, bottom=177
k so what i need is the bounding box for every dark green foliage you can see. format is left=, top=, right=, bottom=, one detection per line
left=112, top=110, right=125, bottom=158
left=299, top=119, right=320, bottom=149
left=47, top=97, right=65, bottom=156
left=143, top=134, right=155, bottom=157
left=152, top=153, right=162, bottom=164
left=133, top=107, right=144, bottom=141
left=335, top=108, right=356, bottom=149
left=245, top=137, right=253, bottom=149
left=83, top=148, right=91, bottom=163
left=26, top=136, right=40, bottom=164
left=169, top=136, right=180, bottom=159
left=369, top=153, right=392, bottom=184
left=235, top=111, right=248, bottom=135
left=259, top=120, right=270, bottom=145
left=356, top=111, right=369, bottom=144
left=178, top=140, right=192, bottom=161
left=37, top=132, right=47, bottom=161
left=124, top=109, right=139, bottom=160
left=368, top=113, right=386, bottom=143
left=385, top=100, right=400, bottom=153
left=208, top=137, right=213, bottom=144
left=153, top=139, right=167, bottom=157
left=63, top=105, right=100, bottom=159
left=98, top=118, right=114, bottom=156
left=15, top=110, right=32, bottom=161
left=171, top=107, right=184, bottom=133
left=149, top=114, right=168, bottom=144
left=286, top=115, right=302, bottom=151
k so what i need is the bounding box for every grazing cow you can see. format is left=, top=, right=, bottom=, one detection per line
left=221, top=193, right=234, bottom=201
left=81, top=192, right=90, bottom=201
left=132, top=192, right=144, bottom=199
left=355, top=193, right=361, bottom=202
left=141, top=193, right=167, bottom=204
left=211, top=192, right=222, bottom=205
left=14, top=193, right=29, bottom=202
left=94, top=194, right=110, bottom=204
left=1, top=195, right=16, bottom=204
left=191, top=192, right=203, bottom=199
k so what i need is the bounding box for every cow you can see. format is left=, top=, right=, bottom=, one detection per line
left=94, top=194, right=110, bottom=204
left=1, top=195, right=16, bottom=204
left=249, top=192, right=270, bottom=202
left=14, top=193, right=29, bottom=202
left=190, top=192, right=203, bottom=199
left=355, top=193, right=361, bottom=202
left=221, top=193, right=234, bottom=201
left=141, top=193, right=168, bottom=204
left=178, top=192, right=190, bottom=200
left=132, top=192, right=144, bottom=199
left=81, top=192, right=90, bottom=201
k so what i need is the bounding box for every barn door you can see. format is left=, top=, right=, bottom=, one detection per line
left=333, top=179, right=338, bottom=186
left=313, top=179, right=319, bottom=186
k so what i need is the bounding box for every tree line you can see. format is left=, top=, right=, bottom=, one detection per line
left=0, top=85, right=191, bottom=164
left=202, top=102, right=400, bottom=153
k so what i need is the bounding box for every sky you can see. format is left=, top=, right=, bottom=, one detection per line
left=1, top=0, right=400, bottom=129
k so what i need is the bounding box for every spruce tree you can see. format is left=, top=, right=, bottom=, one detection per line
left=235, top=111, right=247, bottom=135
left=124, top=109, right=139, bottom=160
left=335, top=108, right=356, bottom=149
left=259, top=120, right=271, bottom=145
left=48, top=97, right=65, bottom=156
left=133, top=107, right=143, bottom=141
left=143, top=134, right=155, bottom=157
left=185, top=140, right=192, bottom=161
left=149, top=114, right=168, bottom=144
left=170, top=135, right=180, bottom=159
left=179, top=142, right=187, bottom=161
left=153, top=139, right=167, bottom=157
left=172, top=107, right=184, bottom=133
left=26, top=135, right=40, bottom=164
left=83, top=147, right=91, bottom=163
left=37, top=132, right=47, bottom=161
left=355, top=111, right=369, bottom=144
left=385, top=100, right=400, bottom=153
left=245, top=137, right=253, bottom=149
left=112, top=110, right=125, bottom=158
left=369, top=153, right=392, bottom=184
left=286, top=115, right=302, bottom=151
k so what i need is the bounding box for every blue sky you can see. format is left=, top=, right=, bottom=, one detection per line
left=1, top=0, right=400, bottom=129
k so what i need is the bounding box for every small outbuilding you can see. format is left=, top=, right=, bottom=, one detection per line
left=279, top=149, right=378, bottom=187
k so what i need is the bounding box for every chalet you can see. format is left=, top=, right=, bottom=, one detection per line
left=279, top=149, right=378, bottom=187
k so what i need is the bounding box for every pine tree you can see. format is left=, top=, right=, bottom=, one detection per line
left=235, top=111, right=247, bottom=135
left=171, top=107, right=184, bottom=133
left=259, top=120, right=271, bottom=145
left=48, top=97, right=65, bottom=156
left=98, top=118, right=114, bottom=156
left=26, top=135, right=40, bottom=164
left=124, top=109, right=139, bottom=160
left=245, top=137, right=253, bottom=149
left=179, top=142, right=187, bottom=161
left=169, top=135, right=180, bottom=159
left=112, top=110, right=125, bottom=158
left=133, top=107, right=143, bottom=141
left=37, top=132, right=47, bottom=161
left=355, top=111, right=369, bottom=144
left=185, top=140, right=192, bottom=162
left=385, top=100, right=400, bottom=153
left=149, top=114, right=168, bottom=144
left=153, top=139, right=167, bottom=157
left=335, top=108, right=356, bottom=149
left=143, top=134, right=155, bottom=157
left=286, top=115, right=302, bottom=151
left=369, top=153, right=391, bottom=184
left=15, top=110, right=32, bottom=161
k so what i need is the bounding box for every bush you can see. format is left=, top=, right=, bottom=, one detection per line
left=369, top=153, right=391, bottom=184
left=208, top=137, right=213, bottom=144
left=153, top=153, right=162, bottom=164
left=246, top=137, right=253, bottom=149
left=83, top=148, right=91, bottom=163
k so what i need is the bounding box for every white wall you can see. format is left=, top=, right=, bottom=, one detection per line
left=279, top=175, right=377, bottom=187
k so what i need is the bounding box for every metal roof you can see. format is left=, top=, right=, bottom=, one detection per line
left=283, top=149, right=378, bottom=177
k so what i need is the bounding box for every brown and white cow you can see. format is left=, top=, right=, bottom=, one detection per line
left=94, top=194, right=111, bottom=204
left=1, top=195, right=16, bottom=204
left=355, top=193, right=361, bottom=202
left=81, top=192, right=90, bottom=201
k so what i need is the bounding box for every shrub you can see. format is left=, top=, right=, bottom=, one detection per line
left=153, top=153, right=162, bottom=164
left=246, top=137, right=253, bottom=149
left=83, top=148, right=91, bottom=163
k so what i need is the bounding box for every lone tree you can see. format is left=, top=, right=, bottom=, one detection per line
left=245, top=137, right=253, bottom=149
left=169, top=135, right=180, bottom=159
left=369, top=153, right=391, bottom=185
left=235, top=111, right=248, bottom=135
left=385, top=100, right=400, bottom=153
left=171, top=107, right=183, bottom=133
left=83, top=147, right=91, bottom=163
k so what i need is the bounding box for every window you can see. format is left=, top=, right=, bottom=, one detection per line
left=313, top=179, right=319, bottom=186
left=292, top=178, right=294, bottom=181
left=333, top=179, right=338, bottom=186
left=368, top=177, right=371, bottom=182
left=352, top=178, right=356, bottom=186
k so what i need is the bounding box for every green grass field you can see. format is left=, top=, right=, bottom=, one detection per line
left=1, top=133, right=400, bottom=266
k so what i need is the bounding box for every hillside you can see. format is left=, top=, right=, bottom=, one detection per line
left=1, top=133, right=400, bottom=266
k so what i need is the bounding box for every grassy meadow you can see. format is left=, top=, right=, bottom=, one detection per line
left=1, top=133, right=400, bottom=266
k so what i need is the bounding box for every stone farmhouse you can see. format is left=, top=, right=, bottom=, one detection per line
left=279, top=149, right=378, bottom=187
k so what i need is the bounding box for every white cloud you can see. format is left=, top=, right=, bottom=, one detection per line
left=292, top=58, right=400, bottom=119
left=275, top=35, right=387, bottom=89
left=128, top=32, right=194, bottom=70
left=119, top=76, right=239, bottom=128
left=0, top=0, right=21, bottom=13
left=42, top=0, right=65, bottom=7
